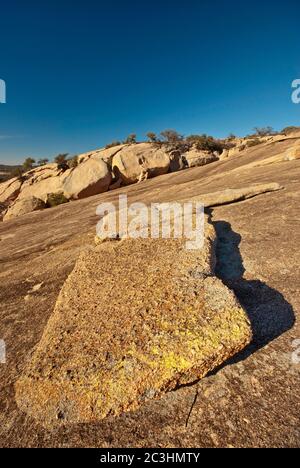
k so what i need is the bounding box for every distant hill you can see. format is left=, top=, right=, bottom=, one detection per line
left=0, top=163, right=22, bottom=172
left=0, top=164, right=22, bottom=183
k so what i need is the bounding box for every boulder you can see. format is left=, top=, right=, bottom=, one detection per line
left=18, top=177, right=63, bottom=202
left=0, top=177, right=22, bottom=204
left=284, top=144, right=300, bottom=161
left=112, top=143, right=170, bottom=185
left=62, top=158, right=112, bottom=199
left=183, top=149, right=219, bottom=168
left=15, top=219, right=251, bottom=426
left=17, top=164, right=66, bottom=202
left=91, top=145, right=127, bottom=167
left=3, top=196, right=46, bottom=221
left=22, top=164, right=61, bottom=184
left=18, top=176, right=65, bottom=202
left=77, top=144, right=126, bottom=166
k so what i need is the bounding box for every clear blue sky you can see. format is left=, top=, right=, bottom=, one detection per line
left=0, top=0, right=300, bottom=164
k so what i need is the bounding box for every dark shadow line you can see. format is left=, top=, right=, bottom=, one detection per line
left=185, top=388, right=199, bottom=428
left=176, top=209, right=295, bottom=388
left=210, top=214, right=295, bottom=368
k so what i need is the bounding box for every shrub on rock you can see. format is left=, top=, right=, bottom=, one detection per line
left=46, top=192, right=69, bottom=208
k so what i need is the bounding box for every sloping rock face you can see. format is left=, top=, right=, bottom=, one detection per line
left=62, top=158, right=112, bottom=200
left=3, top=196, right=46, bottom=221
left=112, top=143, right=170, bottom=185
left=1, top=135, right=299, bottom=447
left=0, top=202, right=6, bottom=219
left=220, top=149, right=229, bottom=160
left=186, top=183, right=283, bottom=207
left=94, top=184, right=282, bottom=245
left=227, top=146, right=243, bottom=158
left=184, top=148, right=219, bottom=168
left=15, top=219, right=251, bottom=426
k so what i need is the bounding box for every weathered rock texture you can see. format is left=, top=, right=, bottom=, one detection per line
left=15, top=219, right=251, bottom=426
left=112, top=143, right=170, bottom=184
left=186, top=183, right=283, bottom=207
left=62, top=158, right=112, bottom=199
left=3, top=196, right=46, bottom=221
left=0, top=177, right=22, bottom=204
left=77, top=144, right=126, bottom=166
left=17, top=165, right=65, bottom=203
left=184, top=148, right=219, bottom=168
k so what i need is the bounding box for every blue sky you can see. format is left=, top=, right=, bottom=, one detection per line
left=0, top=0, right=300, bottom=164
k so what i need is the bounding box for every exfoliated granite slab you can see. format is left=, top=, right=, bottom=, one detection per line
left=15, top=220, right=251, bottom=426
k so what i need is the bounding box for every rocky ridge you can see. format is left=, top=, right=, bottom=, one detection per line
left=1, top=131, right=299, bottom=220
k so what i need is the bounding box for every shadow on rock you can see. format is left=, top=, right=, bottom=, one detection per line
left=212, top=219, right=295, bottom=363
